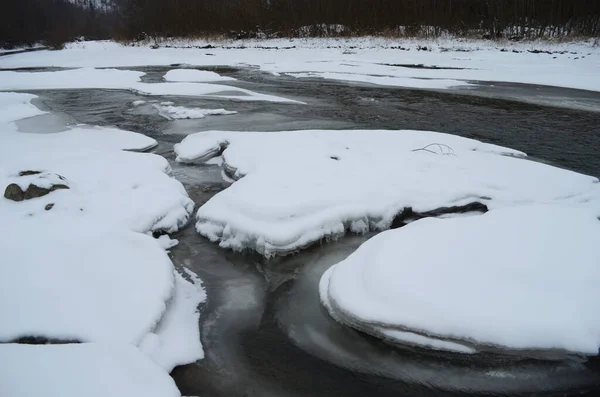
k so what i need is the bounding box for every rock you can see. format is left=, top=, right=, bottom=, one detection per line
left=45, top=203, right=55, bottom=211
left=18, top=170, right=42, bottom=176
left=23, top=183, right=69, bottom=200
left=4, top=183, right=25, bottom=201
left=4, top=172, right=69, bottom=202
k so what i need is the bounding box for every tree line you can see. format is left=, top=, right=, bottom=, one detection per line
left=2, top=0, right=599, bottom=48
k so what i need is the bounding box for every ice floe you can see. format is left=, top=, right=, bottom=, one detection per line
left=164, top=68, right=235, bottom=83
left=154, top=103, right=237, bottom=120
left=174, top=129, right=599, bottom=257
left=320, top=205, right=600, bottom=356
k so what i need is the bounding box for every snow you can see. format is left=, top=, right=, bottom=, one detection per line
left=0, top=93, right=204, bottom=383
left=140, top=270, right=207, bottom=372
left=287, top=71, right=470, bottom=89
left=319, top=266, right=476, bottom=354
left=154, top=104, right=237, bottom=120
left=0, top=67, right=299, bottom=103
left=174, top=129, right=600, bottom=257
left=0, top=92, right=47, bottom=124
left=320, top=205, right=600, bottom=355
left=0, top=39, right=597, bottom=91
left=0, top=343, right=180, bottom=397
left=164, top=68, right=235, bottom=82
left=0, top=220, right=174, bottom=345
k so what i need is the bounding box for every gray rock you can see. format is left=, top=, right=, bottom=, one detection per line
left=4, top=183, right=25, bottom=201
left=23, top=183, right=69, bottom=200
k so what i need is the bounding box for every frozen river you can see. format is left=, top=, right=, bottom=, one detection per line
left=15, top=66, right=600, bottom=396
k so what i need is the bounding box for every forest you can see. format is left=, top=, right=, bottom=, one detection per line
left=1, top=0, right=600, bottom=48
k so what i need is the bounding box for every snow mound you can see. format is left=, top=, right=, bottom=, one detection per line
left=320, top=206, right=600, bottom=356
left=140, top=269, right=207, bottom=372
left=0, top=123, right=192, bottom=233
left=154, top=104, right=237, bottom=120
left=174, top=129, right=599, bottom=257
left=0, top=93, right=196, bottom=346
left=0, top=218, right=174, bottom=345
left=0, top=343, right=181, bottom=397
left=164, top=68, right=235, bottom=82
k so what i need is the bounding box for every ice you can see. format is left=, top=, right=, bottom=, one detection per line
left=164, top=68, right=235, bottom=82
left=320, top=205, right=600, bottom=355
left=174, top=129, right=599, bottom=257
left=154, top=104, right=237, bottom=120
left=0, top=343, right=180, bottom=397
left=0, top=92, right=47, bottom=124
left=0, top=67, right=145, bottom=90
left=0, top=68, right=300, bottom=103
left=0, top=39, right=598, bottom=91
left=287, top=71, right=470, bottom=89
left=140, top=270, right=207, bottom=372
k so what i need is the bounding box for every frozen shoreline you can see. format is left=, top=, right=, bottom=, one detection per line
left=0, top=38, right=598, bottom=92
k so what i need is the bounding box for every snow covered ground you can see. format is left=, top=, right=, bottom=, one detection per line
left=320, top=205, right=600, bottom=356
left=0, top=39, right=598, bottom=91
left=174, top=129, right=600, bottom=257
left=0, top=92, right=206, bottom=396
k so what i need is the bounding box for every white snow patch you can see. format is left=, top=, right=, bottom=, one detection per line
left=140, top=270, right=207, bottom=372
left=0, top=218, right=175, bottom=345
left=0, top=68, right=300, bottom=103
left=174, top=129, right=599, bottom=257
left=154, top=104, right=237, bottom=120
left=0, top=343, right=181, bottom=397
left=164, top=68, right=235, bottom=82
left=321, top=206, right=600, bottom=355
left=287, top=71, right=470, bottom=89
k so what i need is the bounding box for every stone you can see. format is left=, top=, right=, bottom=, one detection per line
left=45, top=203, right=55, bottom=211
left=4, top=184, right=25, bottom=201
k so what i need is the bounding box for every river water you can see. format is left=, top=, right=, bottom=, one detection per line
left=14, top=67, right=600, bottom=396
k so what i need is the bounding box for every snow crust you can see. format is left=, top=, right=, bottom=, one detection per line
left=174, top=129, right=599, bottom=257
left=320, top=206, right=600, bottom=355
left=155, top=104, right=237, bottom=120
left=164, top=68, right=235, bottom=82
left=0, top=343, right=180, bottom=397
left=0, top=39, right=598, bottom=91
left=0, top=67, right=299, bottom=103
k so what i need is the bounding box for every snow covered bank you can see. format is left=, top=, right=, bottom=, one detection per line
left=320, top=206, right=600, bottom=356
left=0, top=67, right=300, bottom=103
left=0, top=39, right=598, bottom=91
left=0, top=93, right=206, bottom=395
left=174, top=129, right=600, bottom=257
left=0, top=343, right=180, bottom=397
left=140, top=270, right=207, bottom=372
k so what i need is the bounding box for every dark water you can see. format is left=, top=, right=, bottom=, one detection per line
left=12, top=67, right=600, bottom=396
